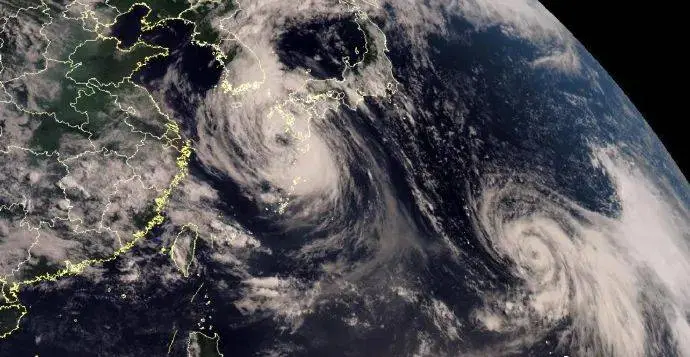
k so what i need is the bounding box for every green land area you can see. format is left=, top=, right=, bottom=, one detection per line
left=108, top=0, right=192, bottom=23
left=69, top=38, right=167, bottom=84
left=14, top=34, right=168, bottom=151
left=190, top=332, right=223, bottom=357
left=180, top=1, right=236, bottom=45
left=0, top=305, right=24, bottom=337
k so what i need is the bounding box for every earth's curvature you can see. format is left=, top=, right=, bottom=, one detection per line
left=0, top=0, right=688, bottom=356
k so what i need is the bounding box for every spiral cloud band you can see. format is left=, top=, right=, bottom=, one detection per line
left=470, top=147, right=690, bottom=357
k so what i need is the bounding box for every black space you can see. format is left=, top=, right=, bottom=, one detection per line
left=537, top=1, right=687, bottom=178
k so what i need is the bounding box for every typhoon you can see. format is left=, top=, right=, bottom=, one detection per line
left=0, top=0, right=688, bottom=356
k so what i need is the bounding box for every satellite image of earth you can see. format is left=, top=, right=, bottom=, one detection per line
left=0, top=0, right=688, bottom=356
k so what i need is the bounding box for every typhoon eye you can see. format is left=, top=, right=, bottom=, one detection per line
left=0, top=0, right=687, bottom=356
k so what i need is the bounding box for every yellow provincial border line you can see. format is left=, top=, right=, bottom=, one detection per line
left=0, top=304, right=27, bottom=339
left=187, top=331, right=224, bottom=357
left=0, top=138, right=192, bottom=338
left=168, top=328, right=179, bottom=355
left=0, top=0, right=397, bottom=346
left=0, top=0, right=208, bottom=339
left=168, top=223, right=200, bottom=278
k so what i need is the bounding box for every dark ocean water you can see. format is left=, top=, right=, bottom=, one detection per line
left=2, top=5, right=684, bottom=357
left=0, top=15, right=228, bottom=357
left=110, top=4, right=148, bottom=48
left=276, top=15, right=366, bottom=80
